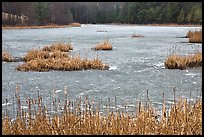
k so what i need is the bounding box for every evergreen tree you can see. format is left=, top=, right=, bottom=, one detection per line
left=177, top=9, right=185, bottom=24
left=35, top=2, right=50, bottom=25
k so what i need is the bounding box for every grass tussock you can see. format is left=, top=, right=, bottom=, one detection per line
left=97, top=30, right=108, bottom=32
left=92, top=40, right=112, bottom=50
left=17, top=55, right=109, bottom=72
left=131, top=33, right=144, bottom=38
left=23, top=49, right=69, bottom=62
left=2, top=91, right=202, bottom=135
left=17, top=43, right=109, bottom=72
left=42, top=43, right=73, bottom=52
left=186, top=30, right=202, bottom=43
left=2, top=23, right=81, bottom=30
left=2, top=52, right=12, bottom=62
left=164, top=52, right=202, bottom=70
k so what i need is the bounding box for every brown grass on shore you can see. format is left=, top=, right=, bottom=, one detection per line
left=92, top=40, right=112, bottom=50
left=164, top=52, right=202, bottom=70
left=2, top=52, right=12, bottom=62
left=186, top=30, right=202, bottom=43
left=2, top=22, right=81, bottom=30
left=69, top=22, right=81, bottom=27
left=108, top=23, right=202, bottom=27
left=2, top=91, right=202, bottom=135
left=145, top=23, right=202, bottom=27
left=42, top=43, right=73, bottom=52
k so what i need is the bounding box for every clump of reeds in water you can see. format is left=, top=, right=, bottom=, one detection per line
left=2, top=88, right=202, bottom=135
left=186, top=30, right=202, bottom=43
left=92, top=39, right=112, bottom=50
left=17, top=43, right=109, bottom=71
left=42, top=43, right=73, bottom=52
left=17, top=55, right=109, bottom=72
left=22, top=49, right=69, bottom=62
left=164, top=52, right=202, bottom=70
left=97, top=30, right=108, bottom=32
left=131, top=33, right=144, bottom=38
left=2, top=52, right=12, bottom=62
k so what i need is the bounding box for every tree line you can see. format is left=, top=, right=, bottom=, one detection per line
left=2, top=2, right=202, bottom=25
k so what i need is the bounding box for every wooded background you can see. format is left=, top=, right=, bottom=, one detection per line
left=2, top=2, right=202, bottom=26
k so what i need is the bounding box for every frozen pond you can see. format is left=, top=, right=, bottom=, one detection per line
left=2, top=24, right=202, bottom=116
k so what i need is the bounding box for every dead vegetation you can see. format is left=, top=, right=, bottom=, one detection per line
left=131, top=33, right=144, bottom=38
left=2, top=88, right=202, bottom=135
left=2, top=52, right=12, bottom=62
left=186, top=30, right=202, bottom=43
left=22, top=49, right=69, bottom=62
left=69, top=22, right=81, bottom=27
left=164, top=52, right=202, bottom=70
left=2, top=22, right=81, bottom=30
left=42, top=43, right=73, bottom=52
left=97, top=30, right=108, bottom=32
left=17, top=55, right=109, bottom=72
left=92, top=39, right=113, bottom=50
left=17, top=42, right=109, bottom=72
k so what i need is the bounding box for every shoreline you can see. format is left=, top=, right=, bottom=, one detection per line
left=106, top=23, right=202, bottom=27
left=2, top=22, right=81, bottom=30
left=2, top=23, right=202, bottom=30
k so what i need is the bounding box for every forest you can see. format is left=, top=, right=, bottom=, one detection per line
left=2, top=2, right=202, bottom=26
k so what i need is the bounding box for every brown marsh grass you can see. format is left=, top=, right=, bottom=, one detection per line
left=69, top=22, right=81, bottom=27
left=97, top=30, right=108, bottom=32
left=17, top=43, right=109, bottom=71
left=186, top=30, right=202, bottom=43
left=17, top=55, right=109, bottom=72
left=23, top=49, right=69, bottom=62
left=2, top=88, right=202, bottom=135
left=131, top=33, right=144, bottom=38
left=2, top=52, right=12, bottom=62
left=42, top=43, right=73, bottom=52
left=2, top=22, right=81, bottom=30
left=164, top=52, right=202, bottom=70
left=92, top=39, right=112, bottom=50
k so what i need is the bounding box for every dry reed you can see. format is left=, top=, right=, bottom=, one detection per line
left=17, top=55, right=109, bottom=72
left=164, top=52, right=202, bottom=70
left=2, top=90, right=202, bottom=135
left=97, top=30, right=108, bottom=32
left=2, top=52, right=12, bottom=62
left=186, top=30, right=202, bottom=43
left=17, top=43, right=109, bottom=71
left=69, top=22, right=81, bottom=27
left=92, top=40, right=112, bottom=50
left=131, top=33, right=144, bottom=38
left=42, top=43, right=73, bottom=52
left=23, top=49, right=69, bottom=62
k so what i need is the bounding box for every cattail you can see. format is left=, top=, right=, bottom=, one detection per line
left=64, top=86, right=67, bottom=95
left=162, top=93, right=166, bottom=120
left=2, top=89, right=202, bottom=135
left=16, top=84, right=19, bottom=95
